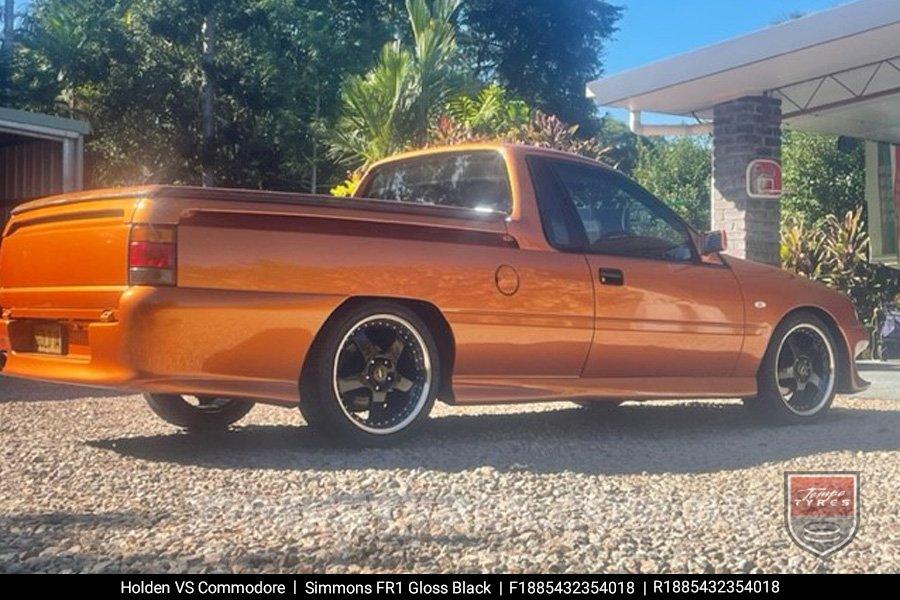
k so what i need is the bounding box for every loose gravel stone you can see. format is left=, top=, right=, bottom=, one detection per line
left=0, top=376, right=897, bottom=573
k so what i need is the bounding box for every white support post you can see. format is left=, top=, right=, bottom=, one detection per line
left=61, top=138, right=77, bottom=192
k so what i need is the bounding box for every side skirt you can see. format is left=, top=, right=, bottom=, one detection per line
left=449, top=376, right=757, bottom=405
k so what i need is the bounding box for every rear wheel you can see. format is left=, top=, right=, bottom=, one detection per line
left=144, top=393, right=254, bottom=430
left=744, top=312, right=838, bottom=424
left=300, top=302, right=440, bottom=446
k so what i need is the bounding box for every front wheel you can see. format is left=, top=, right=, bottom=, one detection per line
left=300, top=302, right=440, bottom=446
left=744, top=312, right=838, bottom=424
left=144, top=393, right=254, bottom=430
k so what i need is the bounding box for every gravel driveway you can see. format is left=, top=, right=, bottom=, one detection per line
left=1, top=376, right=897, bottom=574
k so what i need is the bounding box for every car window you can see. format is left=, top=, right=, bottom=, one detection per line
left=544, top=159, right=695, bottom=262
left=362, top=151, right=512, bottom=214
left=526, top=155, right=585, bottom=252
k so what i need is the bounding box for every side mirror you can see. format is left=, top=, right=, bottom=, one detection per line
left=702, top=230, right=727, bottom=255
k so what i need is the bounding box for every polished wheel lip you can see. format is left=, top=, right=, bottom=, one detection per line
left=774, top=323, right=835, bottom=416
left=332, top=313, right=432, bottom=435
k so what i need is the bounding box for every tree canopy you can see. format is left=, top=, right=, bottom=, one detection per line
left=14, top=0, right=415, bottom=188
left=459, top=0, right=620, bottom=133
left=780, top=130, right=865, bottom=225
left=8, top=0, right=624, bottom=190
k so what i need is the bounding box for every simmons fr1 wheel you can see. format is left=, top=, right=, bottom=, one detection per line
left=144, top=393, right=254, bottom=430
left=744, top=312, right=838, bottom=424
left=300, top=302, right=440, bottom=446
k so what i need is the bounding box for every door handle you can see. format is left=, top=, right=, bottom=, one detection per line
left=599, top=268, right=624, bottom=286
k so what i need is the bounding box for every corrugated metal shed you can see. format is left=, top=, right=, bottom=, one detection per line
left=0, top=107, right=90, bottom=224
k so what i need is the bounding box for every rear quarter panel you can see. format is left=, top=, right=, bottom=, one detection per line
left=0, top=197, right=138, bottom=313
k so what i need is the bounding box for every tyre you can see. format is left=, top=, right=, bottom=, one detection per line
left=300, top=302, right=440, bottom=446
left=744, top=312, right=838, bottom=424
left=144, top=393, right=254, bottom=430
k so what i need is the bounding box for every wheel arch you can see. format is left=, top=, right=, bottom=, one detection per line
left=299, top=296, right=456, bottom=405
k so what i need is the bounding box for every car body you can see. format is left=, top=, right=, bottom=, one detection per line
left=0, top=143, right=869, bottom=443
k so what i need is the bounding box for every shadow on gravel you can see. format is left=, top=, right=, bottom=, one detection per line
left=89, top=402, right=900, bottom=475
left=0, top=511, right=164, bottom=573
left=0, top=376, right=124, bottom=403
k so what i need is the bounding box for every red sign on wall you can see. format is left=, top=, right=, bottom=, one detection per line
left=746, top=158, right=782, bottom=199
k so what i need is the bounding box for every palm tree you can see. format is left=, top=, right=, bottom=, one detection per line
left=330, top=0, right=463, bottom=168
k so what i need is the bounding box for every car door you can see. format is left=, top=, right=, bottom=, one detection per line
left=528, top=156, right=745, bottom=379
left=358, top=148, right=596, bottom=379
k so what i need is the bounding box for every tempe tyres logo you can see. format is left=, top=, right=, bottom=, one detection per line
left=785, top=472, right=859, bottom=557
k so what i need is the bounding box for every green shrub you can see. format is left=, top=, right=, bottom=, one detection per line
left=633, top=136, right=711, bottom=231
left=781, top=207, right=900, bottom=327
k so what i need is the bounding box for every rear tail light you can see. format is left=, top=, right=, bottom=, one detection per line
left=129, top=225, right=177, bottom=286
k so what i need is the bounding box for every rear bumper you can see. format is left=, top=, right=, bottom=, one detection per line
left=0, top=286, right=343, bottom=404
left=0, top=319, right=136, bottom=386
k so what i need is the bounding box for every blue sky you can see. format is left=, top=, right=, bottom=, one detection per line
left=603, top=0, right=848, bottom=75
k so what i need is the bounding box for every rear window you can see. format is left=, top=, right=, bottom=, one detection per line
left=361, top=151, right=512, bottom=214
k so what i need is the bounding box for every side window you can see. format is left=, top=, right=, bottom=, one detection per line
left=361, top=151, right=512, bottom=214
left=546, top=160, right=695, bottom=262
left=527, top=156, right=585, bottom=251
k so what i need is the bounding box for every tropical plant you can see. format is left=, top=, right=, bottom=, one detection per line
left=817, top=209, right=870, bottom=291
left=443, top=84, right=530, bottom=136
left=515, top=112, right=612, bottom=161
left=780, top=216, right=823, bottom=278
left=329, top=0, right=463, bottom=168
left=430, top=105, right=612, bottom=163
left=329, top=170, right=363, bottom=198
left=781, top=207, right=895, bottom=326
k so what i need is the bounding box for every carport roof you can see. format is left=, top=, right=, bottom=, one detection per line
left=0, top=106, right=91, bottom=141
left=585, top=0, right=900, bottom=143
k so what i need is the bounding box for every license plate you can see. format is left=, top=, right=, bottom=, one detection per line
left=34, top=323, right=64, bottom=355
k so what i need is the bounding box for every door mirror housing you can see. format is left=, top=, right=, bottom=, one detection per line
left=701, top=230, right=727, bottom=255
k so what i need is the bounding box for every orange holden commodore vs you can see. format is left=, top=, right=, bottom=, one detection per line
left=0, top=143, right=870, bottom=445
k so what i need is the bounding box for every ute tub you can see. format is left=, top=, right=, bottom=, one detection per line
left=0, top=286, right=346, bottom=404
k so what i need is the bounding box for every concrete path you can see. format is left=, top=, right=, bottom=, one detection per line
left=855, top=360, right=900, bottom=400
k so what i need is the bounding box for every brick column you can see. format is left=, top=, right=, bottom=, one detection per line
left=711, top=96, right=782, bottom=265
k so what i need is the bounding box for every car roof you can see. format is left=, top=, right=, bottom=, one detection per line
left=366, top=142, right=615, bottom=172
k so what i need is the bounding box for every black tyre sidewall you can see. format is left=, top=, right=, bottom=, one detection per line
left=300, top=302, right=440, bottom=446
left=747, top=312, right=838, bottom=424
left=144, top=393, right=254, bottom=430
